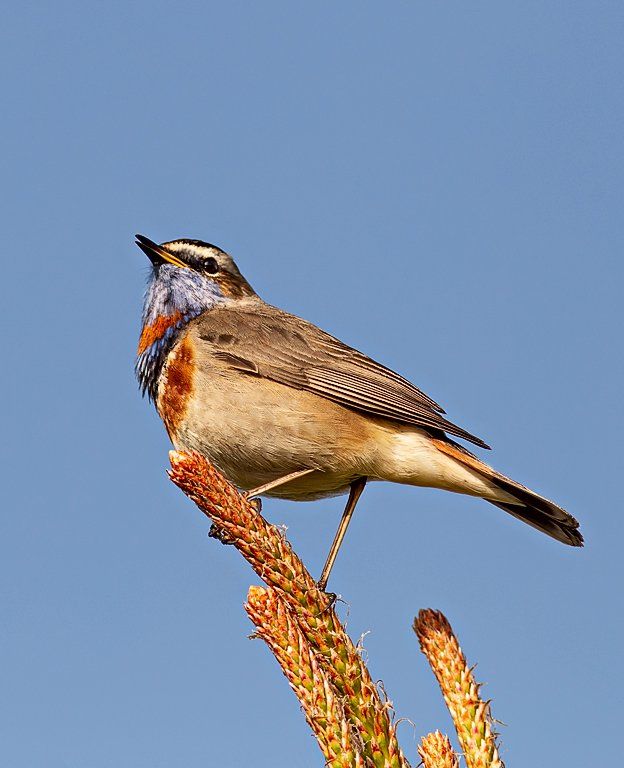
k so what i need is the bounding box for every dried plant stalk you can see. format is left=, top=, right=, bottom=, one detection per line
left=413, top=610, right=502, bottom=768
left=168, top=451, right=408, bottom=768
left=417, top=731, right=458, bottom=768
left=246, top=585, right=366, bottom=768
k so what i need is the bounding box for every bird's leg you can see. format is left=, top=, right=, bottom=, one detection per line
left=210, top=467, right=315, bottom=545
left=244, top=468, right=317, bottom=500
left=318, top=477, right=367, bottom=592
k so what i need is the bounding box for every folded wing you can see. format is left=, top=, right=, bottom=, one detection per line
left=195, top=303, right=490, bottom=449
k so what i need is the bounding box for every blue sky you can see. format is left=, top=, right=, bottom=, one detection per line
left=2, top=1, right=622, bottom=765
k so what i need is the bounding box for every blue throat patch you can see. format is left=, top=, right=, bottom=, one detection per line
left=135, top=265, right=226, bottom=402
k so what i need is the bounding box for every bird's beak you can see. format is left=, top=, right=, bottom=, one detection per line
left=135, top=234, right=188, bottom=269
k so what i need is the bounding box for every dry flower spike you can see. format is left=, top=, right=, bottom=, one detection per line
left=246, top=585, right=367, bottom=768
left=168, top=450, right=408, bottom=768
left=413, top=610, right=503, bottom=768
left=417, top=731, right=459, bottom=768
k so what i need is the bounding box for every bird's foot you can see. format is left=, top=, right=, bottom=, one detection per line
left=243, top=494, right=262, bottom=513
left=208, top=523, right=236, bottom=546
left=315, top=586, right=338, bottom=611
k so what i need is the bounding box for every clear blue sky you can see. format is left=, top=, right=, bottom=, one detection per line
left=2, top=2, right=622, bottom=765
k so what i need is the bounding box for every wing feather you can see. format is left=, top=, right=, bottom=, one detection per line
left=194, top=303, right=489, bottom=449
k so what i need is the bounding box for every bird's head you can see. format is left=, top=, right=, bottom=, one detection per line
left=136, top=234, right=255, bottom=318
left=135, top=235, right=256, bottom=399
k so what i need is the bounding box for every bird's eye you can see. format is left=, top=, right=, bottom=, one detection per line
left=203, top=257, right=219, bottom=275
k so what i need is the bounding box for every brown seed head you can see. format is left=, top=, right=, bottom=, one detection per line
left=413, top=610, right=503, bottom=768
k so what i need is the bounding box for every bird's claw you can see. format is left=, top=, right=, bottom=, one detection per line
left=243, top=495, right=262, bottom=513
left=315, top=586, right=338, bottom=611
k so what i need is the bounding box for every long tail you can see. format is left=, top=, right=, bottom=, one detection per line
left=432, top=439, right=583, bottom=547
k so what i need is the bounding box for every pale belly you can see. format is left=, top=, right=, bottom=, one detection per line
left=167, top=368, right=379, bottom=500
left=157, top=349, right=507, bottom=503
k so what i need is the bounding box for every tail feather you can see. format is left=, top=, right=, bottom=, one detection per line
left=432, top=439, right=583, bottom=547
left=488, top=500, right=583, bottom=547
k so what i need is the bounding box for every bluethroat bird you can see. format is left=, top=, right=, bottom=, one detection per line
left=135, top=235, right=583, bottom=589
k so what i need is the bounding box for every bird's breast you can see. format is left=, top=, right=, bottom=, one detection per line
left=156, top=335, right=196, bottom=441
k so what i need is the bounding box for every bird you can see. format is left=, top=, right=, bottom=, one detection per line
left=134, top=234, right=583, bottom=589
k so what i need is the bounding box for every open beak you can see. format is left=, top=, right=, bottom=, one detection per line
left=135, top=234, right=188, bottom=268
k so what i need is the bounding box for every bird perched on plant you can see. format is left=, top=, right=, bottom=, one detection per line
left=135, top=234, right=583, bottom=588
